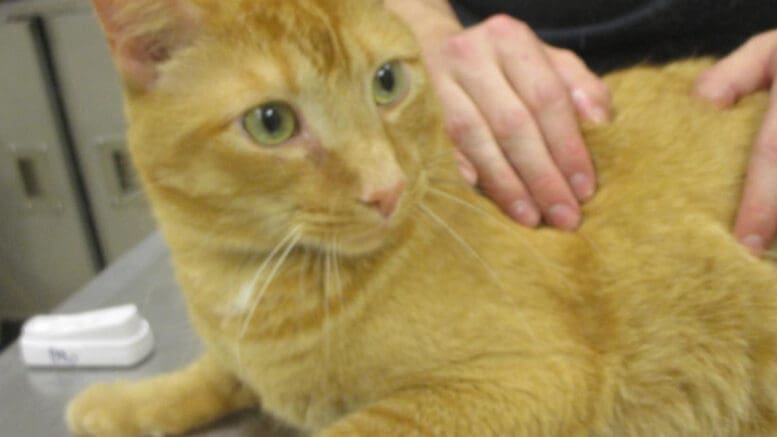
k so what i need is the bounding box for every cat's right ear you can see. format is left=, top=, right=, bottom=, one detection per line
left=90, top=0, right=201, bottom=93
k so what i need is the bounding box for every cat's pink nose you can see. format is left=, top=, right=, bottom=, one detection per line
left=361, top=179, right=407, bottom=219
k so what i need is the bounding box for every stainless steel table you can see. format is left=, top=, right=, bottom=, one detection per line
left=0, top=234, right=298, bottom=436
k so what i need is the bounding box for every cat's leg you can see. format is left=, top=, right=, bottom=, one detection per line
left=66, top=354, right=257, bottom=436
left=317, top=361, right=596, bottom=437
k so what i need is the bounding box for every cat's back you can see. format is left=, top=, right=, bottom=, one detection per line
left=554, top=59, right=775, bottom=324
left=558, top=59, right=777, bottom=435
left=582, top=59, right=768, bottom=227
left=572, top=59, right=777, bottom=351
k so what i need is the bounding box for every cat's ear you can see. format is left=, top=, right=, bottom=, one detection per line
left=90, top=0, right=202, bottom=92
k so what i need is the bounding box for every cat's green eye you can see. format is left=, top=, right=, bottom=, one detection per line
left=242, top=102, right=298, bottom=146
left=373, top=61, right=408, bottom=106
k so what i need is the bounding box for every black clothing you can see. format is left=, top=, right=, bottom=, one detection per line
left=450, top=0, right=777, bottom=73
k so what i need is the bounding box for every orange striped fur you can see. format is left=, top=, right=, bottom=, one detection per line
left=68, top=1, right=777, bottom=436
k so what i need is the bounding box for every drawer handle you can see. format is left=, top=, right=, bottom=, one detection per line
left=96, top=137, right=143, bottom=206
left=17, top=157, right=43, bottom=199
left=7, top=145, right=64, bottom=214
left=110, top=148, right=138, bottom=195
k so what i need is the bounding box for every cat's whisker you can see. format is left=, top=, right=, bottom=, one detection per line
left=233, top=224, right=303, bottom=371
left=332, top=235, right=346, bottom=384
left=428, top=175, right=472, bottom=187
left=425, top=186, right=573, bottom=276
left=237, top=226, right=303, bottom=344
left=422, top=149, right=456, bottom=169
left=419, top=199, right=540, bottom=343
left=179, top=208, right=296, bottom=262
left=323, top=234, right=333, bottom=362
left=179, top=213, right=250, bottom=256
left=183, top=213, right=298, bottom=313
left=136, top=215, right=238, bottom=310
left=418, top=203, right=502, bottom=285
left=229, top=210, right=296, bottom=273
left=425, top=174, right=484, bottom=194
left=333, top=236, right=344, bottom=312
left=233, top=225, right=295, bottom=371
left=301, top=217, right=353, bottom=225
left=232, top=225, right=302, bottom=311
left=296, top=246, right=312, bottom=332
left=421, top=152, right=467, bottom=182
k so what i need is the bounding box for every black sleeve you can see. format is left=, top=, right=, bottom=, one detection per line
left=449, top=0, right=777, bottom=73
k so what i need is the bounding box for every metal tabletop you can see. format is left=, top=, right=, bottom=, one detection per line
left=0, top=233, right=297, bottom=436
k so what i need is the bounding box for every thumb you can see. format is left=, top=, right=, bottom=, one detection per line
left=696, top=31, right=777, bottom=108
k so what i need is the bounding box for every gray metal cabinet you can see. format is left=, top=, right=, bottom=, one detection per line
left=0, top=21, right=97, bottom=318
left=46, top=11, right=155, bottom=263
left=0, top=4, right=158, bottom=318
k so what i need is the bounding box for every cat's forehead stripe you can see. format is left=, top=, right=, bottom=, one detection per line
left=233, top=0, right=353, bottom=75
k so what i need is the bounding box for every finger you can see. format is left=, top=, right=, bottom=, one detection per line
left=734, top=84, right=777, bottom=255
left=546, top=46, right=611, bottom=124
left=488, top=18, right=597, bottom=206
left=446, top=56, right=580, bottom=229
left=448, top=49, right=581, bottom=230
left=435, top=76, right=542, bottom=227
left=696, top=30, right=777, bottom=108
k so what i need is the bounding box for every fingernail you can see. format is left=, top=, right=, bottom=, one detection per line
left=510, top=200, right=540, bottom=227
left=696, top=80, right=735, bottom=108
left=741, top=234, right=765, bottom=254
left=457, top=161, right=477, bottom=185
left=548, top=203, right=580, bottom=231
left=570, top=173, right=596, bottom=201
left=572, top=89, right=607, bottom=124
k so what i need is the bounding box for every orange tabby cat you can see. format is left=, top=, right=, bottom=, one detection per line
left=67, top=0, right=777, bottom=435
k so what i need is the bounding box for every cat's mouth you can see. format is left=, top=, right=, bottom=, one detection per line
left=301, top=222, right=393, bottom=257
left=294, top=177, right=425, bottom=256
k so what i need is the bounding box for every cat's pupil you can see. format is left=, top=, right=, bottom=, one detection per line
left=262, top=107, right=282, bottom=133
left=377, top=65, right=395, bottom=92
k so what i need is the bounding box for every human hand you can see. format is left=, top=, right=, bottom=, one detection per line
left=416, top=14, right=610, bottom=230
left=696, top=30, right=777, bottom=255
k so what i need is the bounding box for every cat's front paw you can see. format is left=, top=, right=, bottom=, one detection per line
left=66, top=382, right=174, bottom=437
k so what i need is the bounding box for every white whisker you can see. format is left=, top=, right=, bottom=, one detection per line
left=418, top=203, right=501, bottom=284
left=238, top=228, right=303, bottom=339
left=323, top=236, right=333, bottom=361
left=296, top=246, right=312, bottom=330
left=333, top=236, right=344, bottom=310
left=420, top=200, right=540, bottom=343
left=332, top=235, right=345, bottom=385
left=426, top=186, right=572, bottom=276
left=233, top=225, right=303, bottom=311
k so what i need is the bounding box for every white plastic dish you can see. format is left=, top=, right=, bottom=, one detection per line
left=19, top=304, right=154, bottom=368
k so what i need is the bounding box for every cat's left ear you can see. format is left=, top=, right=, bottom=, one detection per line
left=90, top=0, right=201, bottom=93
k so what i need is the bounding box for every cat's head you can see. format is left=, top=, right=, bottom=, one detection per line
left=92, top=0, right=453, bottom=257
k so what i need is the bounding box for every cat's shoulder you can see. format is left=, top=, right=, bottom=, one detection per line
left=603, top=58, right=715, bottom=90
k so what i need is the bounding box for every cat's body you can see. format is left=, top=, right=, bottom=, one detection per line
left=68, top=1, right=777, bottom=436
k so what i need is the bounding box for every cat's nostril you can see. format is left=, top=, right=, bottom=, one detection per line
left=360, top=179, right=407, bottom=219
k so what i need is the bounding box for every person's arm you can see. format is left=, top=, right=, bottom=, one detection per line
left=696, top=30, right=777, bottom=254
left=385, top=0, right=610, bottom=230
